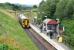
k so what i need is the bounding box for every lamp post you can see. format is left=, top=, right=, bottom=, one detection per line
left=56, top=18, right=60, bottom=37
left=45, top=16, right=47, bottom=19
left=34, top=16, right=37, bottom=24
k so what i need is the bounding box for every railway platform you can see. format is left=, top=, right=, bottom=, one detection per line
left=30, top=24, right=70, bottom=50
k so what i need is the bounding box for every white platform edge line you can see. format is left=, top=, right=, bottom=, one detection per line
left=30, top=24, right=65, bottom=50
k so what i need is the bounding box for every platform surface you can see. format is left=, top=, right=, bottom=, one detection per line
left=30, top=24, right=70, bottom=50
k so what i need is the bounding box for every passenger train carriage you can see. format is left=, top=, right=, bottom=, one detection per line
left=18, top=14, right=30, bottom=28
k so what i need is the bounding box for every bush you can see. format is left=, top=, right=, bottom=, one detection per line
left=0, top=44, right=8, bottom=50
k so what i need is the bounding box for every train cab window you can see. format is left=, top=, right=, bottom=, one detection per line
left=23, top=19, right=29, bottom=23
left=23, top=19, right=29, bottom=25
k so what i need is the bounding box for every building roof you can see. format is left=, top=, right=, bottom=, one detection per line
left=43, top=19, right=58, bottom=24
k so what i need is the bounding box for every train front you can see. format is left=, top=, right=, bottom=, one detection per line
left=18, top=14, right=30, bottom=29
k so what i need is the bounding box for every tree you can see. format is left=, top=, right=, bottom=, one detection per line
left=55, top=0, right=69, bottom=19
left=33, top=5, right=37, bottom=8
left=46, top=0, right=59, bottom=18
left=11, top=4, right=20, bottom=11
left=64, top=0, right=74, bottom=18
left=38, top=0, right=60, bottom=20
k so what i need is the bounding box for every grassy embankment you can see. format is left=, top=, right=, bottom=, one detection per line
left=62, top=19, right=74, bottom=50
left=0, top=9, right=39, bottom=50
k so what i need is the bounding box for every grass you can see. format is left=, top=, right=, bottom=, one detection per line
left=0, top=10, right=39, bottom=50
left=62, top=19, right=74, bottom=50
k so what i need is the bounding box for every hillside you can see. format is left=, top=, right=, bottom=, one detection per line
left=62, top=19, right=74, bottom=50
left=0, top=10, right=39, bottom=50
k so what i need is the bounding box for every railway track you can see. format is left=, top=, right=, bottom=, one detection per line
left=25, top=28, right=57, bottom=50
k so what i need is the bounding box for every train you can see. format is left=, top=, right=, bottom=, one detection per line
left=18, top=14, right=30, bottom=28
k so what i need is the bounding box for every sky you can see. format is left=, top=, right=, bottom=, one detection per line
left=0, top=0, right=42, bottom=5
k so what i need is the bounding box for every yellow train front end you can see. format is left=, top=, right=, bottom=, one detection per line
left=22, top=19, right=30, bottom=29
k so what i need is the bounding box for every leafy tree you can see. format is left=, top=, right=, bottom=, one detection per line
left=11, top=4, right=20, bottom=11
left=33, top=5, right=37, bottom=8
left=38, top=0, right=47, bottom=20
left=38, top=0, right=60, bottom=20
left=55, top=0, right=69, bottom=19
left=64, top=0, right=74, bottom=18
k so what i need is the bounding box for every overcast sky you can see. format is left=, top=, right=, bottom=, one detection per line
left=0, top=0, right=42, bottom=5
